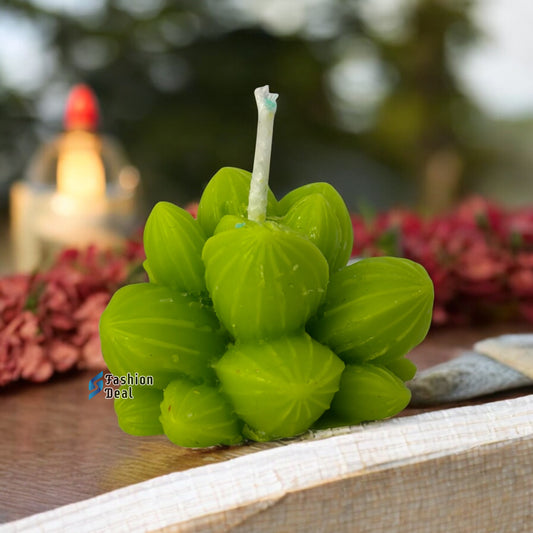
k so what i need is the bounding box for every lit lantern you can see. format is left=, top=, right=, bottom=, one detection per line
left=10, top=84, right=141, bottom=272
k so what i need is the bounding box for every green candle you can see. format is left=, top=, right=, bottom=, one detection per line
left=202, top=219, right=329, bottom=340
left=215, top=334, right=344, bottom=441
left=99, top=86, right=435, bottom=448
left=307, top=256, right=434, bottom=363
left=99, top=283, right=226, bottom=388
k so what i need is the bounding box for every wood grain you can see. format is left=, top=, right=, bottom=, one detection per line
left=163, top=432, right=533, bottom=533
left=1, top=323, right=532, bottom=524
left=9, top=394, right=533, bottom=532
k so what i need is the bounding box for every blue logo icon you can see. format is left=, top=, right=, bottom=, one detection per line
left=89, top=371, right=104, bottom=399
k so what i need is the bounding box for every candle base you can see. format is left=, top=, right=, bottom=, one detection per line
left=10, top=182, right=137, bottom=272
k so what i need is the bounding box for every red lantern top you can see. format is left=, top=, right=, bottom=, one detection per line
left=63, top=84, right=100, bottom=131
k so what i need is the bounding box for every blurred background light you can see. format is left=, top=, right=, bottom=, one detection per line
left=0, top=0, right=532, bottom=225
left=454, top=0, right=533, bottom=118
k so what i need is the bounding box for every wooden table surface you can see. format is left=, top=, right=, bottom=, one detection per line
left=1, top=323, right=533, bottom=525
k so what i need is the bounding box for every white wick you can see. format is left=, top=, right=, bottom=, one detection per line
left=248, top=85, right=278, bottom=223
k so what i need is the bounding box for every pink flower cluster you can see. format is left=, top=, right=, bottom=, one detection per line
left=4, top=197, right=532, bottom=386
left=0, top=242, right=144, bottom=387
left=352, top=196, right=533, bottom=326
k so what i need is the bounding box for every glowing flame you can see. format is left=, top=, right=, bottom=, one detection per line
left=56, top=130, right=106, bottom=199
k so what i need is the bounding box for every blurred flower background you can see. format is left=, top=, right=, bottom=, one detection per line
left=4, top=0, right=533, bottom=383
left=1, top=0, right=533, bottom=228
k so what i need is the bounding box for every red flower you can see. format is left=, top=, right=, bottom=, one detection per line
left=185, top=202, right=199, bottom=219
left=506, top=209, right=533, bottom=248
left=350, top=196, right=533, bottom=326
left=0, top=240, right=145, bottom=387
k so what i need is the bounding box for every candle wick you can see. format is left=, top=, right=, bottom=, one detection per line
left=248, top=85, right=278, bottom=223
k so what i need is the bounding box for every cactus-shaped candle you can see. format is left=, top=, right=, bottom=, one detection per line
left=100, top=86, right=434, bottom=447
